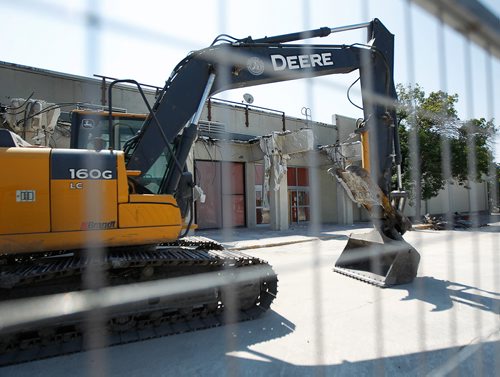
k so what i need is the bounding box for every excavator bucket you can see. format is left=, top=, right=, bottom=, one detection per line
left=332, top=165, right=420, bottom=287
left=334, top=229, right=420, bottom=287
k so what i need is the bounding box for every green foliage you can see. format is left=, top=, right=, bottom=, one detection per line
left=497, top=164, right=500, bottom=209
left=396, top=84, right=496, bottom=201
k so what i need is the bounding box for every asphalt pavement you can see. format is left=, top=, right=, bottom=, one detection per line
left=3, top=219, right=499, bottom=377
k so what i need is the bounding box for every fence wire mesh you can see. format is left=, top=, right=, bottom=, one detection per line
left=0, top=0, right=499, bottom=376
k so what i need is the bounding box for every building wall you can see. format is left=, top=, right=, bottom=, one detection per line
left=0, top=61, right=338, bottom=144
left=318, top=168, right=339, bottom=223
left=202, top=100, right=338, bottom=144
left=404, top=179, right=489, bottom=219
left=0, top=61, right=158, bottom=114
left=1, top=61, right=489, bottom=230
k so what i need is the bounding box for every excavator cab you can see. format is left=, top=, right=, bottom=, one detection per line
left=69, top=110, right=146, bottom=150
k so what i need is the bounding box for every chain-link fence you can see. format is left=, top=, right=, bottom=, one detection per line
left=0, top=1, right=498, bottom=376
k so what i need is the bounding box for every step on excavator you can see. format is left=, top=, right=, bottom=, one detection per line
left=0, top=18, right=419, bottom=364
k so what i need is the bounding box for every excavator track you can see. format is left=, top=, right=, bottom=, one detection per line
left=0, top=237, right=278, bottom=366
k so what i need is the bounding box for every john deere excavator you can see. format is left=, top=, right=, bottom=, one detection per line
left=0, top=18, right=419, bottom=364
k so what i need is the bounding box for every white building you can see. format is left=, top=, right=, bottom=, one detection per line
left=0, top=61, right=489, bottom=230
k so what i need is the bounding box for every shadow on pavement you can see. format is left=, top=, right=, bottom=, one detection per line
left=98, top=308, right=497, bottom=377
left=106, top=306, right=497, bottom=377
left=395, top=276, right=500, bottom=314
left=5, top=299, right=498, bottom=377
left=476, top=224, right=500, bottom=233
left=101, top=309, right=297, bottom=376
left=0, top=310, right=297, bottom=377
left=224, top=339, right=499, bottom=377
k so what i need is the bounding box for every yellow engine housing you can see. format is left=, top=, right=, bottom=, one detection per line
left=0, top=147, right=183, bottom=254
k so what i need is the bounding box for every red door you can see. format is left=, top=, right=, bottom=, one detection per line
left=195, top=161, right=245, bottom=229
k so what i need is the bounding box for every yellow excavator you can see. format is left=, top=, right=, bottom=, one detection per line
left=0, top=18, right=419, bottom=364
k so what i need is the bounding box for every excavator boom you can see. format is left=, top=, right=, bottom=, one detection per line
left=123, top=18, right=419, bottom=287
left=126, top=19, right=398, bottom=201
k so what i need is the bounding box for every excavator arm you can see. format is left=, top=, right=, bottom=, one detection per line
left=123, top=18, right=419, bottom=287
left=127, top=19, right=397, bottom=198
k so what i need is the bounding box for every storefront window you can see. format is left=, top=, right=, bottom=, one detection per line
left=288, top=167, right=310, bottom=223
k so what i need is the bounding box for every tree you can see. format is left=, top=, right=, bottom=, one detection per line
left=395, top=84, right=496, bottom=208
left=493, top=163, right=500, bottom=212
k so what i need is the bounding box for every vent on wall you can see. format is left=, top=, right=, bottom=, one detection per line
left=198, top=120, right=226, bottom=135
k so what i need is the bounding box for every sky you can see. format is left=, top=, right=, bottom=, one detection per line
left=1, top=0, right=499, bottom=161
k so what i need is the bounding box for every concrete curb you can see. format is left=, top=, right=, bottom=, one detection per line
left=226, top=234, right=348, bottom=251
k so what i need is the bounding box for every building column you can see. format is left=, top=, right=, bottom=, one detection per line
left=336, top=182, right=353, bottom=225
left=245, top=162, right=257, bottom=228
left=270, top=169, right=289, bottom=231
